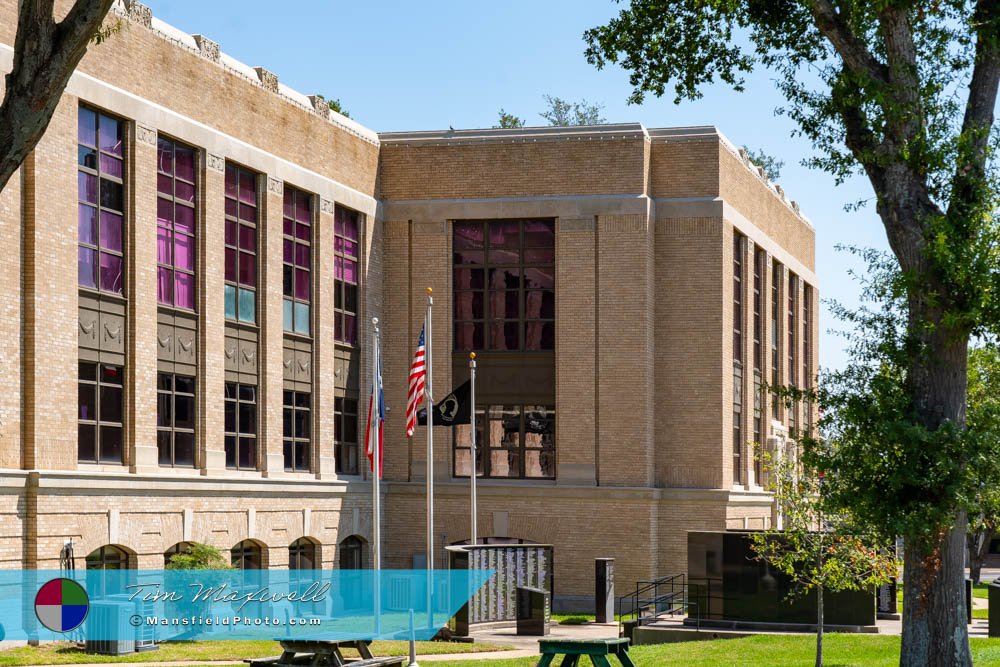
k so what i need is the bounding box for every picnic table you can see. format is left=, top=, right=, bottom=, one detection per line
left=246, top=638, right=405, bottom=667
left=536, top=637, right=636, bottom=667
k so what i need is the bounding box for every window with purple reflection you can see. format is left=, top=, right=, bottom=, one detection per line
left=156, top=137, right=198, bottom=310
left=334, top=205, right=360, bottom=345
left=283, top=187, right=312, bottom=335
left=453, top=219, right=554, bottom=352
left=224, top=163, right=258, bottom=323
left=78, top=106, right=125, bottom=295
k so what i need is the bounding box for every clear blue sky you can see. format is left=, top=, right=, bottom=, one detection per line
left=144, top=0, right=894, bottom=372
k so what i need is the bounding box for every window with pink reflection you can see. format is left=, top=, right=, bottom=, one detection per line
left=78, top=106, right=125, bottom=295
left=282, top=187, right=312, bottom=335
left=156, top=137, right=198, bottom=309
left=334, top=205, right=360, bottom=345
left=452, top=219, right=554, bottom=352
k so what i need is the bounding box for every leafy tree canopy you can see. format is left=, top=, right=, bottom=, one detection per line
left=495, top=108, right=525, bottom=128
left=742, top=146, right=784, bottom=179
left=540, top=95, right=606, bottom=126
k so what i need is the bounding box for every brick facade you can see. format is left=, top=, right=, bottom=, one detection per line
left=0, top=1, right=817, bottom=611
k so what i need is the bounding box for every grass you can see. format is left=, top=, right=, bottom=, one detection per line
left=0, top=639, right=512, bottom=666
left=417, top=635, right=1000, bottom=667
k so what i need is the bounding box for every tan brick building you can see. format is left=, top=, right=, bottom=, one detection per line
left=0, top=1, right=817, bottom=611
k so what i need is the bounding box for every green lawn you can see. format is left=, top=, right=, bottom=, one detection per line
left=0, top=639, right=512, bottom=666
left=423, top=635, right=1000, bottom=667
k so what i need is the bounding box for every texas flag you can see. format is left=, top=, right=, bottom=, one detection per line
left=365, top=339, right=385, bottom=478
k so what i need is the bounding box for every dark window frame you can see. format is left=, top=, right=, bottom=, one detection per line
left=224, top=382, right=258, bottom=470
left=334, top=205, right=360, bottom=346
left=788, top=273, right=798, bottom=430
left=453, top=219, right=555, bottom=352
left=156, top=136, right=198, bottom=311
left=752, top=248, right=764, bottom=483
left=288, top=538, right=317, bottom=570
left=224, top=163, right=259, bottom=325
left=283, top=390, right=312, bottom=472
left=86, top=545, right=129, bottom=570
left=231, top=540, right=262, bottom=570
left=78, top=361, right=124, bottom=464
left=157, top=372, right=196, bottom=468
left=453, top=404, right=555, bottom=480
left=771, top=262, right=781, bottom=420
left=334, top=396, right=359, bottom=475
left=283, top=187, right=313, bottom=336
left=732, top=233, right=744, bottom=485
left=78, top=105, right=126, bottom=296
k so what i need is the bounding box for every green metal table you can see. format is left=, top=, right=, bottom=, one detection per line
left=536, top=637, right=636, bottom=667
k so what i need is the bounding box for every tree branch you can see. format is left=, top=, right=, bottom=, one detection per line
left=0, top=0, right=115, bottom=191
left=809, top=0, right=889, bottom=83
left=879, top=6, right=924, bottom=148
left=947, top=0, right=1000, bottom=221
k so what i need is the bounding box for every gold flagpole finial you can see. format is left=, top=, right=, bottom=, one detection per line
left=469, top=352, right=476, bottom=360
left=426, top=287, right=433, bottom=295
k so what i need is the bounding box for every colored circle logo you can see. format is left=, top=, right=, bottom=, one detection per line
left=35, top=578, right=89, bottom=632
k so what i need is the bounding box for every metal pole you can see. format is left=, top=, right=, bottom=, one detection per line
left=469, top=352, right=477, bottom=547
left=372, top=318, right=381, bottom=638
left=425, top=287, right=434, bottom=631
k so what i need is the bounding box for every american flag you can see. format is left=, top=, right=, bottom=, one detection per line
left=406, top=324, right=427, bottom=437
left=365, top=338, right=384, bottom=477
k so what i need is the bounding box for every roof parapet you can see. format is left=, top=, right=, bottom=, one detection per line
left=109, top=0, right=379, bottom=146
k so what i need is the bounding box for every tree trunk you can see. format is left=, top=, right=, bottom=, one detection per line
left=898, top=293, right=971, bottom=666
left=968, top=526, right=993, bottom=585
left=816, top=584, right=824, bottom=667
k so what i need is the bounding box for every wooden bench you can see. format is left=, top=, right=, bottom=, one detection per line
left=536, top=638, right=636, bottom=667
left=245, top=639, right=405, bottom=667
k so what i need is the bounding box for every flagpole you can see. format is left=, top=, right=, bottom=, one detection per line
left=425, top=287, right=434, bottom=631
left=469, top=352, right=477, bottom=547
left=372, top=317, right=381, bottom=637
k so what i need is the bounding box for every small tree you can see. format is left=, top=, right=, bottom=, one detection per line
left=750, top=453, right=897, bottom=667
left=495, top=108, right=525, bottom=128
left=165, top=542, right=233, bottom=570
left=327, top=98, right=350, bottom=118
left=540, top=95, right=606, bottom=126
left=742, top=146, right=784, bottom=180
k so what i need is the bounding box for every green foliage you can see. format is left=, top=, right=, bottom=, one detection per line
left=749, top=453, right=897, bottom=600
left=584, top=2, right=1000, bottom=336
left=327, top=98, right=350, bottom=118
left=164, top=542, right=233, bottom=570
left=789, top=249, right=1000, bottom=544
left=91, top=18, right=123, bottom=45
left=742, top=146, right=784, bottom=179
left=495, top=109, right=525, bottom=129
left=540, top=95, right=606, bottom=126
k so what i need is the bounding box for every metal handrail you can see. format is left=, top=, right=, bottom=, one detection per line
left=617, top=573, right=688, bottom=626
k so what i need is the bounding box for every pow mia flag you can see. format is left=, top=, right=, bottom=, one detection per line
left=416, top=380, right=471, bottom=427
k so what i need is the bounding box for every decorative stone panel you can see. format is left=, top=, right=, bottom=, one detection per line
left=79, top=295, right=126, bottom=365
left=283, top=338, right=313, bottom=392
left=224, top=325, right=258, bottom=384
left=253, top=67, right=279, bottom=93
left=192, top=35, right=220, bottom=62
left=157, top=311, right=197, bottom=375
left=124, top=0, right=152, bottom=28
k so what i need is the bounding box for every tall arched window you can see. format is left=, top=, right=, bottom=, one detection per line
left=339, top=535, right=365, bottom=570
left=289, top=538, right=318, bottom=570
left=231, top=540, right=264, bottom=570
